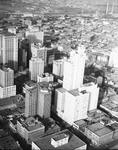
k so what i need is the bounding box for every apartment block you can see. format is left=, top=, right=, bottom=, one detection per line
left=79, top=82, right=99, bottom=111
left=29, top=57, right=44, bottom=81
left=63, top=46, right=86, bottom=90
left=0, top=67, right=14, bottom=87
left=63, top=89, right=89, bottom=125
left=0, top=85, right=16, bottom=98
left=54, top=88, right=67, bottom=119
left=37, top=87, right=52, bottom=118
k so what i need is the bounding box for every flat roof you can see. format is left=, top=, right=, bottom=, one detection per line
left=25, top=80, right=37, bottom=87
left=0, top=31, right=15, bottom=37
left=68, top=89, right=80, bottom=97
left=33, top=129, right=86, bottom=150
left=87, top=122, right=104, bottom=132
left=74, top=119, right=87, bottom=126
left=95, top=127, right=113, bottom=137
left=0, top=97, right=12, bottom=106
left=68, top=89, right=87, bottom=97
left=56, top=87, right=67, bottom=93
left=0, top=135, right=18, bottom=149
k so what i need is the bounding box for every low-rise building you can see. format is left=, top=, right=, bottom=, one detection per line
left=17, top=117, right=45, bottom=144
left=73, top=119, right=87, bottom=132
left=0, top=85, right=16, bottom=98
left=85, top=122, right=113, bottom=146
left=32, top=129, right=87, bottom=150
left=0, top=135, right=22, bottom=150
left=37, top=73, right=54, bottom=83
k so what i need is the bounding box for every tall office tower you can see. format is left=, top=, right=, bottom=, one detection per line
left=0, top=67, right=14, bottom=87
left=0, top=32, right=18, bottom=71
left=37, top=87, right=52, bottom=119
left=52, top=59, right=66, bottom=77
left=31, top=43, right=47, bottom=66
left=63, top=46, right=86, bottom=90
left=54, top=88, right=67, bottom=119
left=79, top=82, right=99, bottom=111
left=63, top=89, right=89, bottom=125
left=0, top=67, right=16, bottom=98
left=25, top=86, right=38, bottom=117
left=18, top=39, right=30, bottom=68
left=29, top=57, right=44, bottom=81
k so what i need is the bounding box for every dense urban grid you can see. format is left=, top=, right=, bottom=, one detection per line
left=1, top=1, right=118, bottom=150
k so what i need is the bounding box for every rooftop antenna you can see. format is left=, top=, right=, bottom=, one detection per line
left=106, top=3, right=109, bottom=15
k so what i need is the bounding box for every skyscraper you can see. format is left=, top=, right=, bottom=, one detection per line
left=31, top=43, right=47, bottom=66
left=37, top=87, right=52, bottom=118
left=29, top=57, right=44, bottom=81
left=79, top=82, right=99, bottom=111
left=63, top=46, right=86, bottom=90
left=0, top=67, right=14, bottom=87
left=25, top=86, right=38, bottom=117
left=52, top=59, right=66, bottom=77
left=63, top=89, right=89, bottom=125
left=54, top=88, right=67, bottom=119
left=0, top=32, right=18, bottom=71
left=0, top=67, right=16, bottom=98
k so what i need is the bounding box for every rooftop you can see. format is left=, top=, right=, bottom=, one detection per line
left=25, top=80, right=37, bottom=87
left=87, top=122, right=104, bottom=132
left=95, top=127, right=113, bottom=137
left=0, top=135, right=20, bottom=149
left=19, top=117, right=45, bottom=132
left=0, top=67, right=13, bottom=73
left=56, top=87, right=67, bottom=93
left=74, top=119, right=87, bottom=126
left=0, top=31, right=15, bottom=37
left=33, top=129, right=86, bottom=150
left=68, top=89, right=87, bottom=97
left=53, top=133, right=68, bottom=141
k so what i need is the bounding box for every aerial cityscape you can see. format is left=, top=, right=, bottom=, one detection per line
left=1, top=0, right=118, bottom=149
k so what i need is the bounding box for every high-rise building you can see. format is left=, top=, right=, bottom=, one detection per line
left=79, top=82, right=99, bottom=111
left=18, top=39, right=30, bottom=68
left=63, top=89, right=89, bottom=125
left=0, top=67, right=16, bottom=98
left=54, top=88, right=67, bottom=119
left=37, top=87, right=52, bottom=118
left=63, top=46, right=86, bottom=90
left=29, top=57, right=44, bottom=81
left=52, top=59, right=66, bottom=77
left=0, top=67, right=14, bottom=87
left=25, top=86, right=38, bottom=117
left=31, top=43, right=47, bottom=66
left=0, top=32, right=18, bottom=71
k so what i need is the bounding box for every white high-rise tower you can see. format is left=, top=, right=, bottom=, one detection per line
left=29, top=57, right=44, bottom=81
left=63, top=46, right=86, bottom=90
